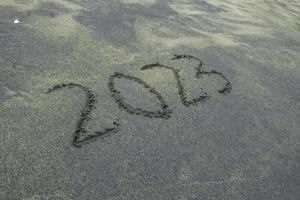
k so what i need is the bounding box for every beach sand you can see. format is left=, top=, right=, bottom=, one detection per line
left=1, top=0, right=300, bottom=199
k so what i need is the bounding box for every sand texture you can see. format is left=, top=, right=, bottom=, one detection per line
left=1, top=0, right=300, bottom=199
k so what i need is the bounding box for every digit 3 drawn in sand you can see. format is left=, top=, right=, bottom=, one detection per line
left=141, top=55, right=232, bottom=107
left=46, top=83, right=120, bottom=147
left=171, top=55, right=232, bottom=95
left=108, top=72, right=172, bottom=119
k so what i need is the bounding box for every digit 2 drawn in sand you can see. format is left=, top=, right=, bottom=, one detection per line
left=141, top=63, right=210, bottom=106
left=108, top=72, right=172, bottom=119
left=46, top=83, right=120, bottom=147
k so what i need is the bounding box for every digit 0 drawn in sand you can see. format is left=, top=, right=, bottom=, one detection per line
left=46, top=83, right=120, bottom=147
left=108, top=72, right=172, bottom=119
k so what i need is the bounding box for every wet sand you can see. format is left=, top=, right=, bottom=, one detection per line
left=1, top=0, right=300, bottom=199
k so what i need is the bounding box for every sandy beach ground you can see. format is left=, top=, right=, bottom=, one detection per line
left=1, top=0, right=300, bottom=199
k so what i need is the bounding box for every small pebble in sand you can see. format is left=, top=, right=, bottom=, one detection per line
left=14, top=19, right=20, bottom=24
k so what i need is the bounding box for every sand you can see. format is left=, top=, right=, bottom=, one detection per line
left=1, top=0, right=300, bottom=199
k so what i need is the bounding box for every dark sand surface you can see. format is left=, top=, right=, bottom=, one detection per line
left=1, top=0, right=300, bottom=199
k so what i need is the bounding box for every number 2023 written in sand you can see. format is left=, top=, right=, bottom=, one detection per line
left=47, top=55, right=232, bottom=147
